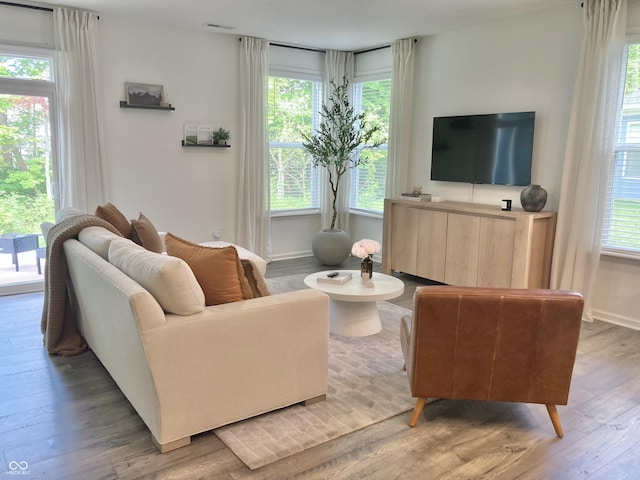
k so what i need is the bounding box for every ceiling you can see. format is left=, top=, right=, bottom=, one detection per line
left=29, top=0, right=577, bottom=51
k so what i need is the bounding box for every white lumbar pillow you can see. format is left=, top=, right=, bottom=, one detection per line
left=79, top=226, right=123, bottom=260
left=108, top=238, right=205, bottom=315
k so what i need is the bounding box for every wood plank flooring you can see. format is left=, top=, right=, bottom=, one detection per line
left=1, top=257, right=639, bottom=479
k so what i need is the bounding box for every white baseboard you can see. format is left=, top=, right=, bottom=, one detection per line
left=0, top=281, right=43, bottom=296
left=592, top=309, right=640, bottom=331
left=270, top=252, right=381, bottom=263
left=270, top=251, right=314, bottom=262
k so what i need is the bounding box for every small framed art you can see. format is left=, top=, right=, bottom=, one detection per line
left=125, top=82, right=164, bottom=107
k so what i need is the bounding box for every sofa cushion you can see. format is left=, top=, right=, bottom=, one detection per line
left=108, top=238, right=205, bottom=315
left=130, top=212, right=163, bottom=253
left=78, top=226, right=123, bottom=260
left=165, top=233, right=254, bottom=306
left=95, top=203, right=131, bottom=237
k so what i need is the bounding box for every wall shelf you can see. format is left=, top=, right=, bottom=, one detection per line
left=120, top=101, right=175, bottom=111
left=181, top=140, right=230, bottom=148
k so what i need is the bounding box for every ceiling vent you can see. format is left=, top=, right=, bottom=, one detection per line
left=205, top=23, right=236, bottom=30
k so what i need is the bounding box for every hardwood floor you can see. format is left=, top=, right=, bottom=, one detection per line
left=1, top=257, right=639, bottom=479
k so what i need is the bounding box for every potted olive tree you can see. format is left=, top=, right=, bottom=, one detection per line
left=302, top=77, right=384, bottom=265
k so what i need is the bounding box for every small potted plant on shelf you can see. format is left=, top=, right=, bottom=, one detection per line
left=211, top=127, right=230, bottom=146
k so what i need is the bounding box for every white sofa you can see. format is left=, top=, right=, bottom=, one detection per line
left=62, top=225, right=329, bottom=452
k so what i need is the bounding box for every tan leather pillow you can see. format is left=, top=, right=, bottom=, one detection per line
left=130, top=212, right=163, bottom=253
left=95, top=203, right=131, bottom=237
left=165, top=233, right=253, bottom=306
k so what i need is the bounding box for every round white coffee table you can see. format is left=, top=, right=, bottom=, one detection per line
left=304, top=270, right=404, bottom=337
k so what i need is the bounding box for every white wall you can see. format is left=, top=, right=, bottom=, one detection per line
left=0, top=4, right=53, bottom=48
left=411, top=4, right=582, bottom=210
left=356, top=5, right=583, bottom=258
left=593, top=255, right=640, bottom=330
left=98, top=17, right=241, bottom=244
left=354, top=4, right=588, bottom=271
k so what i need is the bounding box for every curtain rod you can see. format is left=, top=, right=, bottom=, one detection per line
left=0, top=1, right=53, bottom=12
left=355, top=44, right=390, bottom=55
left=356, top=38, right=416, bottom=55
left=268, top=42, right=392, bottom=55
left=0, top=1, right=100, bottom=18
left=263, top=38, right=417, bottom=55
left=238, top=39, right=326, bottom=53
left=244, top=39, right=414, bottom=55
left=269, top=42, right=325, bottom=53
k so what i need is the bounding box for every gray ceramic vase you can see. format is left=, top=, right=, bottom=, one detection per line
left=520, top=184, right=548, bottom=212
left=312, top=229, right=351, bottom=266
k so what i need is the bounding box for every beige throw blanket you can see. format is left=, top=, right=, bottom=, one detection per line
left=41, top=214, right=122, bottom=356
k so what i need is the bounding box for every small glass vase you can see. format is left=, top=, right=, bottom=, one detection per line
left=360, top=256, right=373, bottom=283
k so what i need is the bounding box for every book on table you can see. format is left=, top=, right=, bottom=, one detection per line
left=401, top=193, right=432, bottom=201
left=317, top=272, right=352, bottom=285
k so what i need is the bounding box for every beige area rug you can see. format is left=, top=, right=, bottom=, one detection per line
left=213, top=273, right=414, bottom=470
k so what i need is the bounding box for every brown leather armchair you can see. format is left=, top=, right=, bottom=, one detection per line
left=400, top=286, right=584, bottom=437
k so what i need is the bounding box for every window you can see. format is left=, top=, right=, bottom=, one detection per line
left=0, top=50, right=56, bottom=237
left=604, top=42, right=640, bottom=255
left=0, top=53, right=52, bottom=81
left=349, top=78, right=391, bottom=212
left=267, top=76, right=321, bottom=212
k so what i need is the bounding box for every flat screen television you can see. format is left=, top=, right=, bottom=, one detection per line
left=430, top=111, right=535, bottom=186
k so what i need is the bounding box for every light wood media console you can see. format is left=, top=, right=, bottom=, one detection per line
left=382, top=198, right=556, bottom=288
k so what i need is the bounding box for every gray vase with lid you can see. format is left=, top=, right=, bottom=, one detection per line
left=520, top=184, right=548, bottom=212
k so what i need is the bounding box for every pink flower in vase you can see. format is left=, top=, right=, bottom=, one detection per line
left=351, top=239, right=381, bottom=259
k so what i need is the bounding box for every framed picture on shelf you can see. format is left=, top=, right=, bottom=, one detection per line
left=125, top=82, right=164, bottom=107
left=197, top=124, right=213, bottom=145
left=184, top=124, right=198, bottom=145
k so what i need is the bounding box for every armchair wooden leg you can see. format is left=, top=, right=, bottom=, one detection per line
left=409, top=397, right=427, bottom=427
left=545, top=404, right=564, bottom=438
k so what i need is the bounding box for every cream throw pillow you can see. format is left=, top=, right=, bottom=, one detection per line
left=108, top=238, right=205, bottom=315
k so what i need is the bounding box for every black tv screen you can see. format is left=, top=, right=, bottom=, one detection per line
left=430, top=111, right=535, bottom=186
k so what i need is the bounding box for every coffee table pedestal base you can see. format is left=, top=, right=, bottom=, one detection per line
left=329, top=299, right=382, bottom=337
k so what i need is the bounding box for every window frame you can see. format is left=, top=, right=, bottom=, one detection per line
left=267, top=73, right=323, bottom=216
left=602, top=36, right=640, bottom=259
left=349, top=73, right=391, bottom=216
left=0, top=44, right=59, bottom=211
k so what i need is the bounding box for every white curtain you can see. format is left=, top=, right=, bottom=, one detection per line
left=551, top=0, right=626, bottom=320
left=237, top=37, right=271, bottom=260
left=54, top=8, right=106, bottom=213
left=386, top=38, right=416, bottom=199
left=321, top=50, right=354, bottom=232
